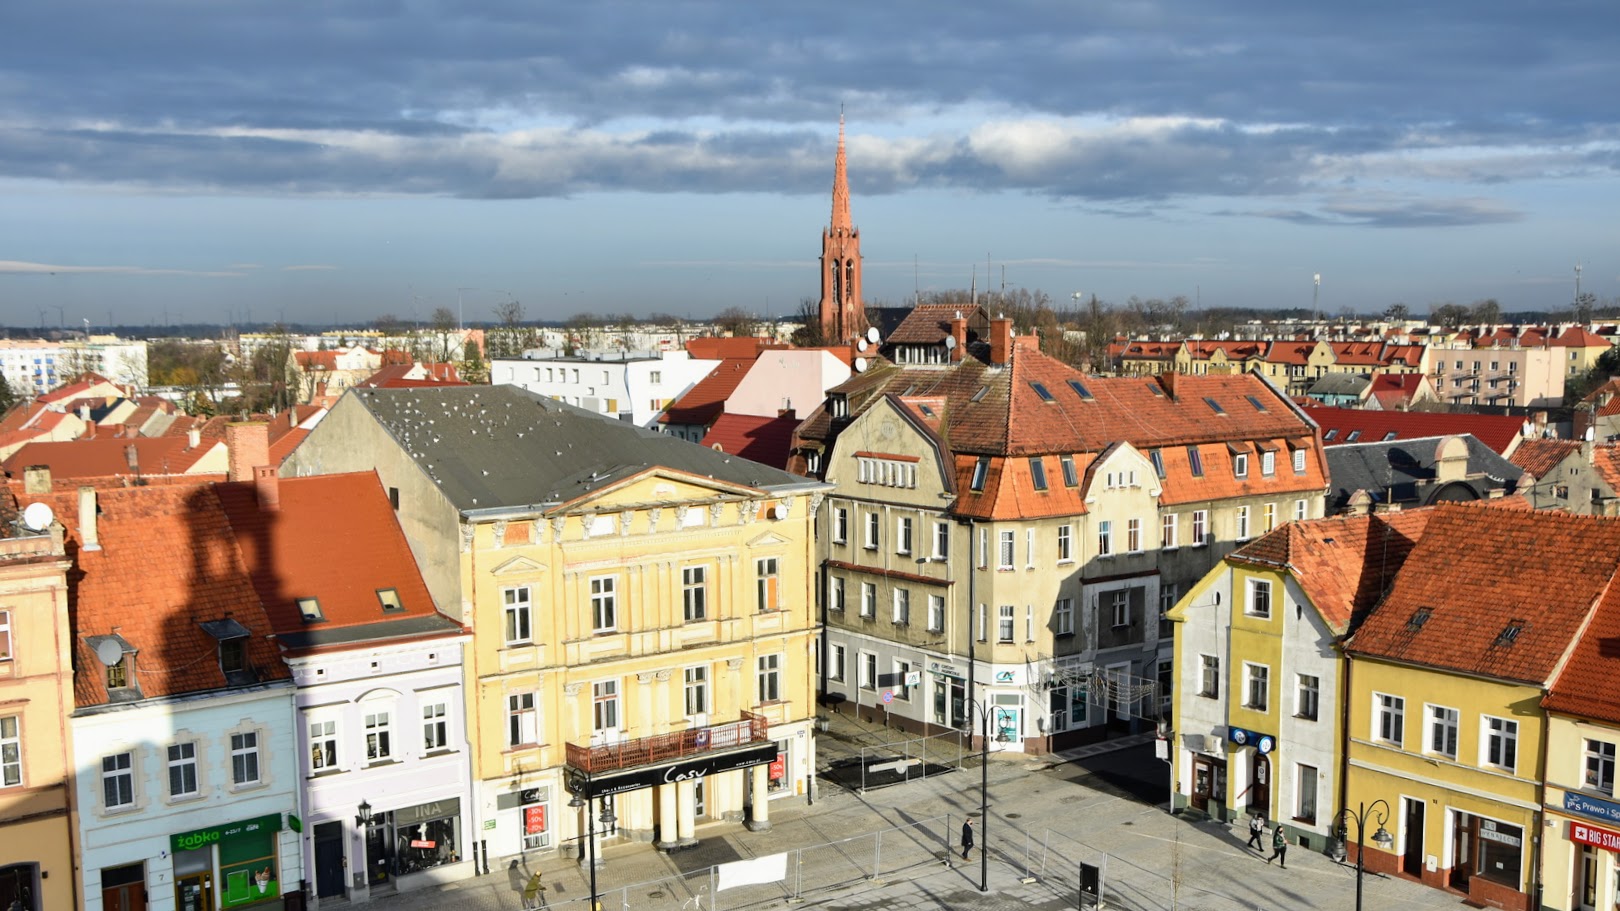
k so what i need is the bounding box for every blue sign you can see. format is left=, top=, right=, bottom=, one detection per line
left=1226, top=726, right=1278, bottom=754
left=1565, top=790, right=1620, bottom=825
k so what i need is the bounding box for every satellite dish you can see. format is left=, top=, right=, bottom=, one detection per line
left=711, top=443, right=724, bottom=452
left=867, top=327, right=880, bottom=344
left=944, top=336, right=957, bottom=351
left=856, top=339, right=868, bottom=352
left=771, top=503, right=789, bottom=520
left=22, top=502, right=54, bottom=531
left=94, top=639, right=124, bottom=667
left=853, top=357, right=867, bottom=373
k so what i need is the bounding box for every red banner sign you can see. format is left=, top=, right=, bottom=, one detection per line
left=524, top=806, right=546, bottom=836
left=409, top=839, right=436, bottom=849
left=769, top=756, right=785, bottom=780
left=1571, top=820, right=1620, bottom=852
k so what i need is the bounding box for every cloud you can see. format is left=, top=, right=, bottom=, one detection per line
left=1240, top=194, right=1525, bottom=228
left=0, top=259, right=243, bottom=277
left=281, top=264, right=338, bottom=271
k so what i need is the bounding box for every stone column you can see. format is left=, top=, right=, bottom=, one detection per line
left=655, top=783, right=680, bottom=850
left=745, top=764, right=771, bottom=831
left=676, top=780, right=699, bottom=847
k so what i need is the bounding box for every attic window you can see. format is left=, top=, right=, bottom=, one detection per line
left=1204, top=397, right=1226, bottom=415
left=1406, top=608, right=1432, bottom=631
left=1030, top=382, right=1054, bottom=402
left=1346, top=430, right=1362, bottom=442
left=970, top=457, right=990, bottom=492
left=1383, top=431, right=1398, bottom=441
left=377, top=588, right=405, bottom=613
left=298, top=597, right=325, bottom=623
left=1188, top=446, right=1205, bottom=477
left=1324, top=429, right=1339, bottom=442
left=1495, top=622, right=1525, bottom=647
left=917, top=404, right=936, bottom=418
left=1029, top=458, right=1048, bottom=491
left=107, top=655, right=132, bottom=691
left=1245, top=395, right=1268, bottom=412
left=1068, top=379, right=1095, bottom=401
left=971, top=386, right=989, bottom=403
left=1147, top=382, right=1164, bottom=397
left=1060, top=455, right=1078, bottom=487
left=220, top=638, right=247, bottom=676
left=902, top=384, right=918, bottom=397
left=1149, top=450, right=1166, bottom=479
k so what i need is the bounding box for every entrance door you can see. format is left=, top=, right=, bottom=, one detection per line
left=366, top=817, right=393, bottom=885
left=693, top=780, right=707, bottom=819
left=1192, top=756, right=1214, bottom=812
left=1449, top=812, right=1472, bottom=891
left=1248, top=754, right=1270, bottom=817
left=102, top=863, right=146, bottom=911
left=948, top=679, right=966, bottom=730
left=1402, top=798, right=1425, bottom=878
left=174, top=873, right=211, bottom=911
left=314, top=822, right=346, bottom=898
left=1577, top=845, right=1599, bottom=911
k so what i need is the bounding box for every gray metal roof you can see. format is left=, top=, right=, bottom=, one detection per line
left=1325, top=433, right=1523, bottom=509
left=351, top=385, right=820, bottom=513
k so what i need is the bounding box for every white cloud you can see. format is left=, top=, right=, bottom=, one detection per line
left=0, top=259, right=243, bottom=277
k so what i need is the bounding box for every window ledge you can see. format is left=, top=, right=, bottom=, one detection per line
left=423, top=748, right=458, bottom=758
left=1199, top=692, right=1219, bottom=700
left=365, top=759, right=402, bottom=768
left=502, top=743, right=545, bottom=754
left=1294, top=714, right=1318, bottom=722
left=308, top=768, right=344, bottom=779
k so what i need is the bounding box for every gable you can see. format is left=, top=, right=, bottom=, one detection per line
left=490, top=554, right=548, bottom=576
left=559, top=467, right=761, bottom=512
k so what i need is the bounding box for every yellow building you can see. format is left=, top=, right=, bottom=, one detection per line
left=1344, top=505, right=1620, bottom=911
left=0, top=491, right=76, bottom=911
left=284, top=385, right=827, bottom=868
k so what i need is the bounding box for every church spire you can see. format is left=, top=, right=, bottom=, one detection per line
left=818, top=112, right=864, bottom=343
left=831, top=112, right=852, bottom=233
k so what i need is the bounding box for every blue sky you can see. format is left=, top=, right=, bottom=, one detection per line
left=1, top=0, right=1617, bottom=328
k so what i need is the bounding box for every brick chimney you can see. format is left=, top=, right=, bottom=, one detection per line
left=125, top=444, right=139, bottom=474
left=989, top=315, right=1014, bottom=366
left=253, top=465, right=281, bottom=512
left=1161, top=370, right=1177, bottom=401
left=23, top=465, right=51, bottom=494
left=226, top=422, right=270, bottom=483
left=949, top=313, right=968, bottom=362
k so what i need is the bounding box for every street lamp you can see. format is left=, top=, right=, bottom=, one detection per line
left=355, top=800, right=373, bottom=829
left=961, top=699, right=1002, bottom=893
left=1331, top=800, right=1395, bottom=911
left=569, top=783, right=615, bottom=911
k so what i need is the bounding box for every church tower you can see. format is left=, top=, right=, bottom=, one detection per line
left=818, top=115, right=864, bottom=342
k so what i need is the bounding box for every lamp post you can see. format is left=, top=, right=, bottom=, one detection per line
left=962, top=699, right=1001, bottom=893
left=355, top=800, right=375, bottom=887
left=1331, top=800, right=1394, bottom=911
left=569, top=780, right=615, bottom=911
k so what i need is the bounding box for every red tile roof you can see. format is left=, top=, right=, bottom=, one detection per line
left=1347, top=504, right=1620, bottom=683
left=37, top=373, right=119, bottom=404
left=1554, top=327, right=1610, bottom=348
left=660, top=358, right=753, bottom=426
left=2, top=435, right=217, bottom=479
left=1544, top=577, right=1620, bottom=724
left=1508, top=438, right=1581, bottom=481
left=1305, top=405, right=1526, bottom=454
left=699, top=414, right=799, bottom=470
left=684, top=337, right=784, bottom=360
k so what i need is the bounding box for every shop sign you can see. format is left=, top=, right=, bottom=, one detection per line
left=571, top=742, right=778, bottom=799
left=409, top=839, right=437, bottom=849
left=992, top=667, right=1023, bottom=686
left=396, top=798, right=460, bottom=827
left=1478, top=819, right=1521, bottom=847
left=171, top=813, right=283, bottom=854
left=1570, top=820, right=1620, bottom=852
left=769, top=756, right=786, bottom=780
left=1225, top=727, right=1277, bottom=755
left=1565, top=790, right=1620, bottom=826
left=929, top=661, right=963, bottom=679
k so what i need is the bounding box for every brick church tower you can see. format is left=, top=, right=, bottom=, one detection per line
left=818, top=115, right=865, bottom=343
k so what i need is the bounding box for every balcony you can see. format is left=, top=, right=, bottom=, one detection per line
left=566, top=711, right=769, bottom=776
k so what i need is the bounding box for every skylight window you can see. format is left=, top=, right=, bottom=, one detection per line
left=377, top=588, right=405, bottom=613
left=1204, top=397, right=1226, bottom=415
left=1029, top=457, right=1048, bottom=491
left=298, top=597, right=324, bottom=623
left=1383, top=431, right=1398, bottom=441
left=1030, top=382, right=1054, bottom=402
left=971, top=386, right=989, bottom=403
left=1068, top=379, right=1095, bottom=401
left=1245, top=395, right=1267, bottom=412
left=1188, top=446, right=1204, bottom=477
left=1407, top=607, right=1432, bottom=631
left=917, top=403, right=936, bottom=418
left=1495, top=622, right=1525, bottom=647
left=1147, top=382, right=1164, bottom=397
left=1346, top=430, right=1362, bottom=442
left=1060, top=455, right=1078, bottom=487
left=970, top=457, right=990, bottom=492
left=1324, top=429, right=1339, bottom=441
left=1149, top=450, right=1166, bottom=479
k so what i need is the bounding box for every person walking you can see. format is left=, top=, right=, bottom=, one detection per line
left=961, top=817, right=975, bottom=860
left=1246, top=813, right=1266, bottom=851
left=1267, top=823, right=1289, bottom=869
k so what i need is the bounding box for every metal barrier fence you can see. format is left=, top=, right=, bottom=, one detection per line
left=1014, top=822, right=1285, bottom=911
left=841, top=727, right=971, bottom=792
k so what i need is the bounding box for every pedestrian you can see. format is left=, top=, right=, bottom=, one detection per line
left=1267, top=823, right=1289, bottom=868
left=961, top=817, right=975, bottom=860
left=1246, top=813, right=1266, bottom=851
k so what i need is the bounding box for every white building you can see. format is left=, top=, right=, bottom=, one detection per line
left=489, top=349, right=718, bottom=427
left=0, top=337, right=148, bottom=395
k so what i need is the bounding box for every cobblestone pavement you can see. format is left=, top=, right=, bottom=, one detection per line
left=356, top=712, right=1465, bottom=911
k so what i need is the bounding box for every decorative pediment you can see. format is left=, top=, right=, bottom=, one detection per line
left=747, top=531, right=792, bottom=548
left=490, top=555, right=548, bottom=576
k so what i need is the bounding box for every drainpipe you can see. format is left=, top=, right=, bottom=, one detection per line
left=960, top=517, right=978, bottom=731
left=1335, top=645, right=1354, bottom=858
left=1532, top=702, right=1547, bottom=911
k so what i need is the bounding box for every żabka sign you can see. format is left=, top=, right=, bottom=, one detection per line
left=1571, top=821, right=1620, bottom=853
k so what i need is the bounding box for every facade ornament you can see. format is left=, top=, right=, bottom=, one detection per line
left=533, top=518, right=546, bottom=544
left=563, top=683, right=583, bottom=697
left=726, top=657, right=744, bottom=671
left=647, top=507, right=662, bottom=532
left=637, top=671, right=658, bottom=685
left=654, top=669, right=672, bottom=682
left=581, top=511, right=597, bottom=539
left=674, top=504, right=690, bottom=527
left=808, top=492, right=824, bottom=518
left=459, top=523, right=475, bottom=553
left=551, top=515, right=568, bottom=539
left=619, top=511, right=633, bottom=536
left=741, top=500, right=759, bottom=525
left=491, top=520, right=508, bottom=549
left=709, top=502, right=725, bottom=527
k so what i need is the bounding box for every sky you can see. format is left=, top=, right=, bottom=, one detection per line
left=1, top=1, right=1618, bottom=330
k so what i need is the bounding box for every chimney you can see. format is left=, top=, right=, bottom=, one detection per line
left=288, top=409, right=298, bottom=429
left=990, top=315, right=1014, bottom=366
left=253, top=465, right=281, bottom=512
left=187, top=428, right=201, bottom=449
left=23, top=465, right=51, bottom=494
left=78, top=404, right=90, bottom=421
left=949, top=314, right=968, bottom=362
left=125, top=444, right=139, bottom=473
left=1347, top=489, right=1373, bottom=517
left=78, top=486, right=101, bottom=551
left=1162, top=370, right=1177, bottom=401
left=226, top=422, right=271, bottom=483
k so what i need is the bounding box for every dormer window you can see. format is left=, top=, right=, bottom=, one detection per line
left=107, top=656, right=130, bottom=690
left=298, top=597, right=324, bottom=623
left=829, top=395, right=849, bottom=418
left=970, top=457, right=990, bottom=492
left=377, top=588, right=405, bottom=613
left=220, top=638, right=247, bottom=675
left=87, top=634, right=139, bottom=700
left=201, top=618, right=255, bottom=686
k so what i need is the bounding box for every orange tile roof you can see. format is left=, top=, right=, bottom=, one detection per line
left=1554, top=327, right=1610, bottom=348
left=1305, top=405, right=1525, bottom=454
left=2, top=436, right=216, bottom=479
left=684, top=337, right=784, bottom=360
left=660, top=358, right=753, bottom=425
left=1544, top=579, right=1620, bottom=724
left=699, top=414, right=799, bottom=470
left=1347, top=504, right=1620, bottom=683
left=1508, top=438, right=1581, bottom=481
left=37, top=373, right=118, bottom=404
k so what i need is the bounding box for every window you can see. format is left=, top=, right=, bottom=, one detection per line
left=365, top=711, right=392, bottom=762
left=377, top=588, right=404, bottom=613
left=106, top=654, right=131, bottom=691
left=1097, top=521, right=1114, bottom=557
left=970, top=457, right=990, bottom=492
left=1126, top=518, right=1142, bottom=553
left=1236, top=506, right=1251, bottom=541
left=1482, top=716, right=1518, bottom=771
left=1188, top=446, right=1204, bottom=477
left=507, top=693, right=538, bottom=747
left=860, top=582, right=876, bottom=618
left=1029, top=458, right=1048, bottom=491
left=1055, top=597, right=1074, bottom=636
left=928, top=595, right=945, bottom=631
left=1234, top=453, right=1249, bottom=479
left=986, top=529, right=1010, bottom=569
left=1150, top=449, right=1166, bottom=479
left=1294, top=499, right=1308, bottom=522
left=1200, top=655, right=1220, bottom=698
left=830, top=576, right=846, bottom=613
left=1025, top=529, right=1035, bottom=568
left=1374, top=694, right=1405, bottom=745
left=896, top=517, right=914, bottom=555
left=1109, top=590, right=1131, bottom=628
left=1244, top=663, right=1269, bottom=711
left=0, top=611, right=10, bottom=661
left=590, top=576, right=617, bottom=632
left=593, top=681, right=620, bottom=733
left=1427, top=705, right=1459, bottom=759
left=1293, top=449, right=1307, bottom=474
left=864, top=512, right=880, bottom=549
left=310, top=720, right=337, bottom=771
left=1192, top=510, right=1208, bottom=545
left=423, top=702, right=448, bottom=752
left=1587, top=739, right=1613, bottom=787
left=298, top=597, right=324, bottom=622
left=1296, top=675, right=1319, bottom=721
left=0, top=716, right=18, bottom=787
left=977, top=527, right=987, bottom=569
left=1261, top=451, right=1276, bottom=476
left=829, top=644, right=846, bottom=682
left=933, top=522, right=949, bottom=560
left=1161, top=513, right=1178, bottom=549
left=1031, top=381, right=1054, bottom=402
left=231, top=732, right=260, bottom=786
left=893, top=660, right=913, bottom=701
left=649, top=370, right=662, bottom=384
left=758, top=651, right=784, bottom=703
left=1296, top=764, right=1318, bottom=824
left=684, top=666, right=708, bottom=716
left=167, top=742, right=198, bottom=798
left=1060, top=455, right=1078, bottom=487
left=892, top=588, right=911, bottom=625
left=832, top=507, right=848, bottom=543
left=503, top=586, right=532, bottom=645
left=755, top=558, right=780, bottom=612
left=1263, top=503, right=1276, bottom=532
left=102, top=752, right=134, bottom=809
left=998, top=605, right=1015, bottom=643
left=858, top=652, right=877, bottom=690
left=1159, top=585, right=1178, bottom=638
left=1246, top=578, right=1272, bottom=618
left=683, top=566, right=707, bottom=622
left=1057, top=525, right=1073, bottom=562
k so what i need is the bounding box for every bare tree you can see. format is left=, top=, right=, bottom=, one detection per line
left=714, top=306, right=759, bottom=337
left=790, top=298, right=827, bottom=347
